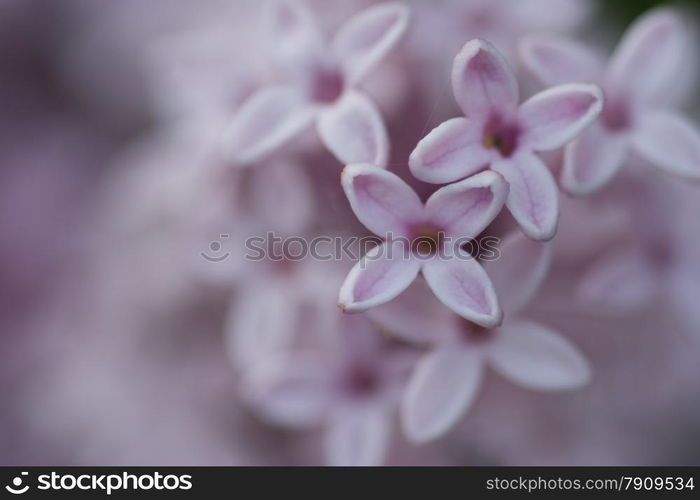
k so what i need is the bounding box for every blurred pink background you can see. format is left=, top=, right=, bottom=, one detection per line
left=1, top=0, right=700, bottom=466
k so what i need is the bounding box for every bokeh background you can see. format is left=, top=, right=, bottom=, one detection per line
left=2, top=0, right=700, bottom=465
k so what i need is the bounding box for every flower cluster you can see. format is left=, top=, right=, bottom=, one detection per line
left=8, top=0, right=700, bottom=467
left=203, top=1, right=699, bottom=465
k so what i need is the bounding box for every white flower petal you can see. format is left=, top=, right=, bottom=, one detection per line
left=338, top=241, right=420, bottom=313
left=221, top=86, right=315, bottom=165
left=422, top=253, right=502, bottom=328
left=326, top=405, right=390, bottom=466
left=606, top=9, right=686, bottom=106
left=452, top=39, right=519, bottom=121
left=341, top=163, right=423, bottom=236
left=332, top=2, right=410, bottom=86
left=401, top=347, right=483, bottom=444
left=632, top=110, right=700, bottom=181
left=561, top=121, right=628, bottom=196
left=424, top=170, right=509, bottom=239
left=489, top=320, right=591, bottom=391
left=409, top=117, right=493, bottom=184
left=265, top=0, right=325, bottom=74
left=518, top=83, right=603, bottom=151
left=317, top=91, right=389, bottom=167
left=519, top=34, right=605, bottom=86
left=492, top=152, right=559, bottom=241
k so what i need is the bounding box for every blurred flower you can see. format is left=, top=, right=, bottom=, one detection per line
left=241, top=313, right=414, bottom=465
left=521, top=8, right=700, bottom=195
left=411, top=0, right=592, bottom=64
left=224, top=255, right=340, bottom=373
left=221, top=0, right=410, bottom=166
left=575, top=172, right=700, bottom=322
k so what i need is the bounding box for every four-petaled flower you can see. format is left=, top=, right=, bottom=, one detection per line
left=338, top=164, right=508, bottom=328
left=222, top=0, right=410, bottom=167
left=241, top=313, right=414, bottom=466
left=409, top=38, right=603, bottom=240
left=520, top=8, right=700, bottom=195
left=370, top=231, right=591, bottom=443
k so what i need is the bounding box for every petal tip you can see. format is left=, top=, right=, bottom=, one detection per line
left=341, top=163, right=371, bottom=183
left=560, top=176, right=599, bottom=197
left=459, top=37, right=491, bottom=56
left=529, top=225, right=558, bottom=242
left=337, top=298, right=364, bottom=314
left=473, top=306, right=503, bottom=329
left=561, top=144, right=612, bottom=197
left=518, top=214, right=559, bottom=241
left=400, top=396, right=445, bottom=445
left=480, top=169, right=508, bottom=190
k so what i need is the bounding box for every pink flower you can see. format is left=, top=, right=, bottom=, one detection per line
left=338, top=164, right=509, bottom=328
left=221, top=0, right=410, bottom=167
left=225, top=257, right=342, bottom=373
left=241, top=314, right=413, bottom=466
left=412, top=0, right=591, bottom=65
left=409, top=39, right=603, bottom=240
left=520, top=8, right=700, bottom=195
left=573, top=173, right=700, bottom=320
left=371, top=231, right=591, bottom=444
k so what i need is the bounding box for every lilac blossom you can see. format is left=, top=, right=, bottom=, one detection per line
left=6, top=0, right=700, bottom=468
left=225, top=257, right=341, bottom=373
left=409, top=39, right=603, bottom=240
left=411, top=0, right=591, bottom=66
left=573, top=173, right=700, bottom=325
left=338, top=164, right=509, bottom=327
left=520, top=8, right=700, bottom=195
left=371, top=231, right=591, bottom=443
left=241, top=313, right=413, bottom=466
left=221, top=0, right=410, bottom=167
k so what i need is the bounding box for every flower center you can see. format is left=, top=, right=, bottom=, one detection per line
left=482, top=115, right=519, bottom=157
left=342, top=366, right=379, bottom=398
left=409, top=222, right=445, bottom=256
left=309, top=66, right=344, bottom=104
left=601, top=98, right=631, bottom=131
